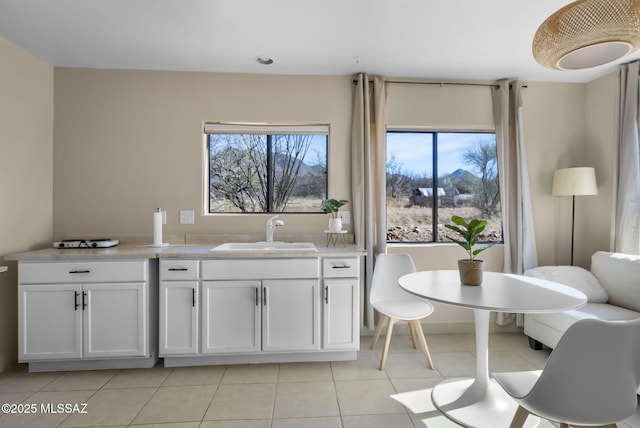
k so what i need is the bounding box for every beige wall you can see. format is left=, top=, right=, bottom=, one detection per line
left=53, top=69, right=353, bottom=240
left=0, top=36, right=53, bottom=371
left=583, top=72, right=619, bottom=262
left=0, top=39, right=625, bottom=369
left=522, top=82, right=588, bottom=267
left=53, top=69, right=615, bottom=326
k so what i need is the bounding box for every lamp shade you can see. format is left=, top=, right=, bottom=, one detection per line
left=552, top=167, right=598, bottom=196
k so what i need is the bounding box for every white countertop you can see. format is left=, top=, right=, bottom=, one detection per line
left=5, top=244, right=366, bottom=261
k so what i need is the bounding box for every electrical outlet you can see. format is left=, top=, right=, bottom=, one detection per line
left=179, top=210, right=195, bottom=225
left=338, top=211, right=350, bottom=224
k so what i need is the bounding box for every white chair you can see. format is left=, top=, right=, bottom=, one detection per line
left=369, top=253, right=435, bottom=370
left=494, top=318, right=640, bottom=428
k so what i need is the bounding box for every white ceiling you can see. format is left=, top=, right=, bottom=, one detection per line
left=1, top=0, right=638, bottom=83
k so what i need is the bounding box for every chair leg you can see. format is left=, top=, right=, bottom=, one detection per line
left=509, top=405, right=531, bottom=428
left=408, top=320, right=417, bottom=349
left=379, top=317, right=398, bottom=370
left=370, top=314, right=388, bottom=349
left=410, top=319, right=435, bottom=369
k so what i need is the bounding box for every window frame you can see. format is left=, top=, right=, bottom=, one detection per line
left=204, top=123, right=330, bottom=215
left=385, top=128, right=502, bottom=244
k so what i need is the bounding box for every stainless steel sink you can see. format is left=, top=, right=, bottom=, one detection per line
left=209, top=242, right=317, bottom=252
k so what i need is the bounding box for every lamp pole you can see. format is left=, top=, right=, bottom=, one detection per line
left=570, top=195, right=576, bottom=266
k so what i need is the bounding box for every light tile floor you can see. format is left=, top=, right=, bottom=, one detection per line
left=0, top=332, right=638, bottom=428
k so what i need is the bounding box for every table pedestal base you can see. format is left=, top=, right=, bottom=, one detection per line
left=432, top=377, right=540, bottom=428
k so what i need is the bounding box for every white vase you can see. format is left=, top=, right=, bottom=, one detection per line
left=328, top=218, right=342, bottom=233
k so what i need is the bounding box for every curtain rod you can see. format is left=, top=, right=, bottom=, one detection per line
left=352, top=78, right=527, bottom=89
left=386, top=80, right=499, bottom=88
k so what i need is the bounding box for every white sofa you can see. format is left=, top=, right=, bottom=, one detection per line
left=524, top=251, right=640, bottom=351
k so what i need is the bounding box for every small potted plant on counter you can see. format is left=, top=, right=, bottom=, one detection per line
left=444, top=215, right=497, bottom=286
left=321, top=198, right=348, bottom=232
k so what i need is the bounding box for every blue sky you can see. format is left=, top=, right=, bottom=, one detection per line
left=386, top=132, right=496, bottom=177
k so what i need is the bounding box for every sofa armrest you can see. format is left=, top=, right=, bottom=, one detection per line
left=591, top=252, right=640, bottom=312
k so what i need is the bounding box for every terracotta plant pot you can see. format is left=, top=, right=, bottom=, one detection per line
left=458, top=259, right=484, bottom=286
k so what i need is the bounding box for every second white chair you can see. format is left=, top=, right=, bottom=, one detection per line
left=494, top=317, right=640, bottom=428
left=369, top=253, right=435, bottom=370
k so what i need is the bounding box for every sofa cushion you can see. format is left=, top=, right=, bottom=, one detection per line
left=591, top=252, right=640, bottom=312
left=524, top=266, right=608, bottom=303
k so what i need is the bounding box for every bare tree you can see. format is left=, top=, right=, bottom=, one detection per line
left=209, top=134, right=314, bottom=212
left=462, top=139, right=500, bottom=215
left=272, top=135, right=312, bottom=211
left=386, top=153, right=416, bottom=198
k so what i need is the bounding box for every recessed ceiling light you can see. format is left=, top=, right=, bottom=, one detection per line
left=255, top=56, right=274, bottom=65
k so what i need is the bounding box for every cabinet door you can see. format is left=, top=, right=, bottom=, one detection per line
left=160, top=281, right=199, bottom=355
left=262, top=279, right=319, bottom=351
left=83, top=282, right=147, bottom=358
left=322, top=279, right=359, bottom=350
left=19, top=284, right=82, bottom=361
left=201, top=280, right=260, bottom=354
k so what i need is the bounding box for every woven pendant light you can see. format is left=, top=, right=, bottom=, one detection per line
left=533, top=0, right=640, bottom=70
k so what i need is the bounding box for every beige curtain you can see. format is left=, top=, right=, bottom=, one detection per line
left=351, top=74, right=386, bottom=330
left=614, top=61, right=640, bottom=254
left=493, top=80, right=538, bottom=325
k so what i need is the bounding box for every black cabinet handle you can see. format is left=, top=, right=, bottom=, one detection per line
left=332, top=264, right=350, bottom=269
left=324, top=286, right=329, bottom=304
left=255, top=288, right=259, bottom=306
left=263, top=287, right=267, bottom=306
left=69, top=270, right=90, bottom=274
left=74, top=291, right=79, bottom=310
left=192, top=288, right=196, bottom=307
left=168, top=268, right=188, bottom=271
left=82, top=291, right=87, bottom=310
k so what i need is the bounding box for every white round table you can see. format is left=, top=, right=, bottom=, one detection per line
left=398, top=270, right=587, bottom=428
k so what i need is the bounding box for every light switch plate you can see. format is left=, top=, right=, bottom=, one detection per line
left=338, top=211, right=350, bottom=224
left=180, top=210, right=195, bottom=224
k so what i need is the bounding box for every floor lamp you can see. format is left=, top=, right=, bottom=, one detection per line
left=552, top=167, right=598, bottom=265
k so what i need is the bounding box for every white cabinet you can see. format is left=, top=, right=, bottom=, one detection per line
left=261, top=279, right=319, bottom=351
left=322, top=258, right=360, bottom=350
left=159, top=255, right=359, bottom=366
left=83, top=282, right=147, bottom=358
left=18, top=260, right=156, bottom=370
left=159, top=261, right=199, bottom=355
left=19, top=284, right=83, bottom=360
left=159, top=281, right=199, bottom=355
left=201, top=280, right=260, bottom=354
left=201, top=259, right=320, bottom=354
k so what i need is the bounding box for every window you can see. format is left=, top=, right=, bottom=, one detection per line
left=205, top=123, right=328, bottom=213
left=386, top=131, right=502, bottom=243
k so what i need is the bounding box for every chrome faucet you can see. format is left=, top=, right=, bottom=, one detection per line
left=266, top=215, right=285, bottom=242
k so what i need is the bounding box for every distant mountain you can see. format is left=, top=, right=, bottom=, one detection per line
left=443, top=169, right=480, bottom=194
left=448, top=168, right=477, bottom=181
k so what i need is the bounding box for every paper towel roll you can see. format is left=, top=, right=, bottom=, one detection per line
left=153, top=209, right=163, bottom=246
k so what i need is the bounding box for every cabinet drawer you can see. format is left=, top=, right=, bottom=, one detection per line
left=202, top=258, right=319, bottom=280
left=160, top=260, right=199, bottom=280
left=19, top=260, right=148, bottom=284
left=323, top=257, right=359, bottom=278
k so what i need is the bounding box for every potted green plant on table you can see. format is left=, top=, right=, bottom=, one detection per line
left=321, top=198, right=348, bottom=232
left=444, top=215, right=497, bottom=286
